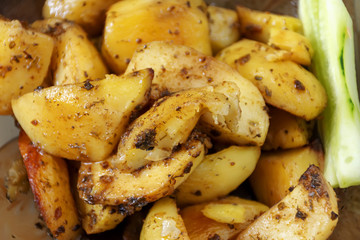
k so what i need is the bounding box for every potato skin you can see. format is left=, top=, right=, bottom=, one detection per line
left=237, top=165, right=338, bottom=240
left=42, top=0, right=118, bottom=36
left=32, top=19, right=108, bottom=86
left=217, top=39, right=327, bottom=120
left=18, top=131, right=81, bottom=240
left=102, top=0, right=211, bottom=74
left=0, top=19, right=54, bottom=115
left=250, top=145, right=323, bottom=207
left=12, top=69, right=153, bottom=162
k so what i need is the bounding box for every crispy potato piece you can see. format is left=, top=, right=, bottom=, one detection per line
left=180, top=196, right=268, bottom=239
left=263, top=107, right=314, bottom=150
left=42, top=0, right=118, bottom=36
left=237, top=165, right=338, bottom=240
left=201, top=197, right=269, bottom=224
left=250, top=145, right=323, bottom=207
left=0, top=19, right=54, bottom=115
left=12, top=69, right=153, bottom=162
left=102, top=0, right=211, bottom=74
left=176, top=146, right=260, bottom=206
left=78, top=135, right=205, bottom=207
left=236, top=5, right=303, bottom=43
left=140, top=197, right=189, bottom=240
left=126, top=41, right=269, bottom=146
left=32, top=19, right=108, bottom=85
left=217, top=39, right=327, bottom=120
left=112, top=82, right=240, bottom=171
left=268, top=28, right=314, bottom=66
left=77, top=200, right=126, bottom=234
left=4, top=156, right=29, bottom=202
left=18, top=131, right=81, bottom=240
left=208, top=5, right=240, bottom=53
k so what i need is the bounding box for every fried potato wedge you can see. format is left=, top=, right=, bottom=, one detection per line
left=0, top=19, right=54, bottom=115
left=238, top=165, right=338, bottom=239
left=181, top=196, right=268, bottom=239
left=77, top=200, right=126, bottom=234
left=208, top=5, right=240, bottom=53
left=217, top=39, right=327, bottom=120
left=32, top=19, right=108, bottom=85
left=18, top=131, right=81, bottom=240
left=112, top=82, right=240, bottom=171
left=176, top=146, right=260, bottom=206
left=42, top=0, right=118, bottom=36
left=263, top=107, right=314, bottom=150
left=12, top=69, right=153, bottom=162
left=268, top=28, right=314, bottom=66
left=250, top=145, right=323, bottom=207
left=236, top=5, right=303, bottom=43
left=126, top=41, right=269, bottom=146
left=102, top=0, right=211, bottom=73
left=140, top=197, right=189, bottom=240
left=78, top=135, right=205, bottom=207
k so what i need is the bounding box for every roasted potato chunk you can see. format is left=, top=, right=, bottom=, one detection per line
left=102, top=0, right=211, bottom=73
left=18, top=131, right=81, bottom=240
left=42, top=0, right=118, bottom=36
left=12, top=69, right=153, bottom=162
left=236, top=5, right=303, bottom=43
left=208, top=5, right=240, bottom=53
left=111, top=82, right=240, bottom=171
left=126, top=41, right=269, bottom=146
left=217, top=39, right=327, bottom=120
left=237, top=165, right=338, bottom=240
left=140, top=197, right=189, bottom=240
left=250, top=145, right=323, bottom=207
left=181, top=196, right=268, bottom=239
left=32, top=19, right=108, bottom=86
left=268, top=28, right=314, bottom=66
left=263, top=107, right=314, bottom=150
left=176, top=146, right=260, bottom=206
left=0, top=19, right=54, bottom=115
left=77, top=200, right=126, bottom=234
left=78, top=135, right=205, bottom=207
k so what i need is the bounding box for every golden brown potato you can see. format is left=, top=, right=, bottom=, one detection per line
left=268, top=28, right=314, bottom=66
left=126, top=41, right=269, bottom=146
left=42, top=0, right=118, bottom=36
left=102, top=0, right=211, bottom=74
left=176, top=146, right=260, bottom=206
left=78, top=134, right=205, bottom=207
left=31, top=19, right=108, bottom=86
left=236, top=5, right=303, bottom=43
left=140, top=197, right=189, bottom=240
left=12, top=69, right=153, bottom=162
left=110, top=82, right=240, bottom=172
left=208, top=5, right=240, bottom=53
left=4, top=155, right=29, bottom=202
left=237, top=165, right=338, bottom=240
left=0, top=19, right=54, bottom=115
left=250, top=145, right=323, bottom=207
left=77, top=200, right=126, bottom=234
left=217, top=39, right=327, bottom=120
left=263, top=107, right=314, bottom=150
left=18, top=131, right=81, bottom=240
left=180, top=196, right=268, bottom=239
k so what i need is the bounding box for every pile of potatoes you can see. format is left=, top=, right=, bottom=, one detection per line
left=0, top=0, right=339, bottom=239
